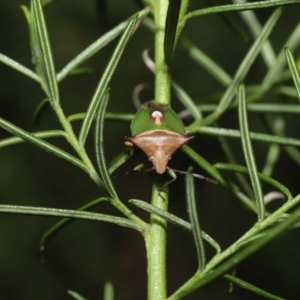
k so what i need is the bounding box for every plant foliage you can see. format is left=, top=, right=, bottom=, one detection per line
left=0, top=0, right=300, bottom=299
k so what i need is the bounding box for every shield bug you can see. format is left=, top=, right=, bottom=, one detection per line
left=125, top=100, right=217, bottom=186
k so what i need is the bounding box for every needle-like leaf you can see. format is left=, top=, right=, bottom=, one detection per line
left=79, top=13, right=139, bottom=146
left=40, top=197, right=108, bottom=251
left=68, top=291, right=88, bottom=300
left=238, top=83, right=265, bottom=221
left=32, top=0, right=59, bottom=103
left=184, top=0, right=299, bottom=21
left=224, top=275, right=285, bottom=300
left=189, top=8, right=282, bottom=129
left=196, top=126, right=300, bottom=147
left=285, top=47, right=300, bottom=101
left=95, top=92, right=118, bottom=199
left=0, top=53, right=40, bottom=82
left=103, top=281, right=114, bottom=300
left=0, top=117, right=86, bottom=171
left=0, top=205, right=140, bottom=230
left=57, top=8, right=150, bottom=82
left=215, top=163, right=292, bottom=200
left=130, top=199, right=221, bottom=254
left=164, top=0, right=181, bottom=65
left=186, top=167, right=206, bottom=271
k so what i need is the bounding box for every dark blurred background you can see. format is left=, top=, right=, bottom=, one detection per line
left=0, top=0, right=300, bottom=299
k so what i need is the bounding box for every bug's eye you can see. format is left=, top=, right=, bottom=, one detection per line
left=149, top=155, right=154, bottom=161
left=167, top=155, right=171, bottom=160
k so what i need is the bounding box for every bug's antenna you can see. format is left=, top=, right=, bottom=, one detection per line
left=169, top=168, right=218, bottom=184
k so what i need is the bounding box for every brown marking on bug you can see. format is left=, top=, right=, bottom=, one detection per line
left=125, top=130, right=194, bottom=174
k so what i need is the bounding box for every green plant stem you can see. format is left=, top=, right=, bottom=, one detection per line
left=146, top=178, right=168, bottom=300
left=154, top=0, right=171, bottom=105
left=146, top=0, right=171, bottom=298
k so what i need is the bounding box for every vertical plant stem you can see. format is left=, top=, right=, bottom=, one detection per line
left=146, top=178, right=168, bottom=300
left=146, top=2, right=171, bottom=298
left=154, top=0, right=171, bottom=105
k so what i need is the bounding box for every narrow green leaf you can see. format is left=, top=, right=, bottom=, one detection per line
left=57, top=8, right=150, bottom=82
left=224, top=275, right=285, bottom=300
left=210, top=207, right=300, bottom=283
left=67, top=112, right=135, bottom=124
left=41, top=0, right=58, bottom=6
left=215, top=163, right=292, bottom=201
left=168, top=201, right=300, bottom=299
left=265, top=115, right=300, bottom=168
left=285, top=47, right=300, bottom=101
left=0, top=130, right=65, bottom=149
left=28, top=3, right=50, bottom=95
left=143, top=17, right=231, bottom=87
left=32, top=0, right=59, bottom=103
left=108, top=150, right=134, bottom=175
left=276, top=86, right=299, bottom=99
left=233, top=0, right=276, bottom=68
left=262, top=143, right=281, bottom=177
left=285, top=146, right=300, bottom=167
left=172, top=0, right=190, bottom=44
left=261, top=117, right=283, bottom=178
left=20, top=5, right=31, bottom=24
left=189, top=8, right=282, bottom=129
left=40, top=197, right=108, bottom=251
left=0, top=53, right=40, bottom=82
left=104, top=112, right=135, bottom=121
left=194, top=102, right=300, bottom=114
left=186, top=167, right=206, bottom=271
left=206, top=0, right=248, bottom=41
left=67, top=67, right=94, bottom=77
left=184, top=0, right=299, bottom=21
left=0, top=205, right=140, bottom=230
left=129, top=199, right=221, bottom=254
left=179, top=37, right=232, bottom=87
left=247, top=103, right=300, bottom=114
left=103, top=281, right=114, bottom=300
left=262, top=22, right=300, bottom=90
left=196, top=126, right=300, bottom=147
left=238, top=83, right=265, bottom=221
left=67, top=291, right=88, bottom=300
left=0, top=117, right=86, bottom=171
left=172, top=81, right=202, bottom=120
left=95, top=92, right=118, bottom=199
left=78, top=14, right=138, bottom=146
left=181, top=144, right=277, bottom=213
left=164, top=0, right=181, bottom=64
left=218, top=135, right=254, bottom=197
left=32, top=98, right=50, bottom=124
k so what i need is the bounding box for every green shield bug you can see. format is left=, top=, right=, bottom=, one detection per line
left=125, top=100, right=193, bottom=174
left=125, top=100, right=217, bottom=186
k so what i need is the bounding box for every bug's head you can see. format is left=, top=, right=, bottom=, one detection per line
left=149, top=149, right=171, bottom=174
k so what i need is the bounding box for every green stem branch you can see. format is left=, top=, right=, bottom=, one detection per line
left=52, top=102, right=102, bottom=187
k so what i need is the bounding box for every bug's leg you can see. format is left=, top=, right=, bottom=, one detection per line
left=157, top=168, right=178, bottom=199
